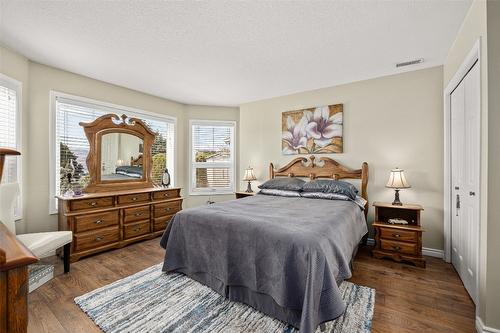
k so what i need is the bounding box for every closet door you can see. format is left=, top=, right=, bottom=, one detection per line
left=450, top=62, right=480, bottom=303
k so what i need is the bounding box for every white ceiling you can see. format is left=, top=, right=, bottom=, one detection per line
left=0, top=0, right=471, bottom=106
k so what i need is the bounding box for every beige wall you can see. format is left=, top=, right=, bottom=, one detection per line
left=486, top=1, right=500, bottom=329
left=0, top=45, right=239, bottom=234
left=240, top=66, right=444, bottom=250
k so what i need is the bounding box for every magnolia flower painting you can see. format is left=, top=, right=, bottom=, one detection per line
left=282, top=104, right=343, bottom=155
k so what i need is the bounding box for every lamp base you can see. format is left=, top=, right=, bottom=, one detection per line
left=245, top=181, right=253, bottom=193
left=392, top=189, right=403, bottom=206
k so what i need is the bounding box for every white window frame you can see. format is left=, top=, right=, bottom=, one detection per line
left=0, top=73, right=23, bottom=220
left=189, top=119, right=236, bottom=195
left=49, top=91, right=177, bottom=214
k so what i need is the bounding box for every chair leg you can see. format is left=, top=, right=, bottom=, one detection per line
left=63, top=243, right=71, bottom=273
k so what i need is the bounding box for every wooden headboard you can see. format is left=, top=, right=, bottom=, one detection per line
left=269, top=155, right=369, bottom=214
left=130, top=154, right=143, bottom=167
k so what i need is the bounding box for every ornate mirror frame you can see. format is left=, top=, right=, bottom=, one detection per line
left=80, top=114, right=157, bottom=193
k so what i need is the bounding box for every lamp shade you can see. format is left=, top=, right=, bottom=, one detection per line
left=242, top=167, right=257, bottom=181
left=386, top=168, right=411, bottom=189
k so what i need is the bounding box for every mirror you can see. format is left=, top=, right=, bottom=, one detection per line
left=100, top=133, right=144, bottom=181
left=80, top=114, right=157, bottom=193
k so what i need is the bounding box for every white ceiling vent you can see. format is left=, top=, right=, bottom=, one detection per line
left=396, top=59, right=424, bottom=68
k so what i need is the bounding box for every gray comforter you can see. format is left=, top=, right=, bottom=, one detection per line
left=160, top=194, right=367, bottom=333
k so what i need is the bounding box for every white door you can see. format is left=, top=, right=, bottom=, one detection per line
left=450, top=62, right=480, bottom=303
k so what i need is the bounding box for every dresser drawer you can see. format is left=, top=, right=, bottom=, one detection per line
left=70, top=197, right=114, bottom=211
left=380, top=239, right=417, bottom=255
left=380, top=228, right=418, bottom=242
left=154, top=201, right=181, bottom=218
left=152, top=189, right=180, bottom=201
left=74, top=226, right=119, bottom=252
left=124, top=220, right=150, bottom=239
left=123, top=205, right=150, bottom=223
left=153, top=215, right=174, bottom=232
left=118, top=193, right=150, bottom=205
left=74, top=210, right=119, bottom=233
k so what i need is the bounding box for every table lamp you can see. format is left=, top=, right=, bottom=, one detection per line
left=242, top=167, right=257, bottom=193
left=386, top=168, right=411, bottom=206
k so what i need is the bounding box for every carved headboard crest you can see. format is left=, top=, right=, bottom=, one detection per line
left=269, top=155, right=369, bottom=214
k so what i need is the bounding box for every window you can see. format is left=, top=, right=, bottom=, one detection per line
left=0, top=74, right=22, bottom=219
left=50, top=92, right=176, bottom=213
left=190, top=120, right=235, bottom=195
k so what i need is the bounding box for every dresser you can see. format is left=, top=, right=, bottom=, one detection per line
left=57, top=187, right=182, bottom=262
left=371, top=201, right=425, bottom=268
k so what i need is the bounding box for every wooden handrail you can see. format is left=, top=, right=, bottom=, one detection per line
left=0, top=222, right=38, bottom=271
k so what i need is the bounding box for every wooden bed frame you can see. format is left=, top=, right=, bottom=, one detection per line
left=269, top=155, right=369, bottom=217
left=130, top=154, right=143, bottom=167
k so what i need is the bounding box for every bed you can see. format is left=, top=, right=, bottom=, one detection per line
left=114, top=154, right=143, bottom=178
left=160, top=156, right=369, bottom=333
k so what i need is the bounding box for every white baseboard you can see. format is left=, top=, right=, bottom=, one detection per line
left=422, top=247, right=444, bottom=259
left=366, top=238, right=444, bottom=259
left=476, top=316, right=500, bottom=333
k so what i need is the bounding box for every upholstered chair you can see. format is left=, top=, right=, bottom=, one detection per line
left=0, top=182, right=73, bottom=273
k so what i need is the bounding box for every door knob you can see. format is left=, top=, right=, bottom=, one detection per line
left=469, top=191, right=476, bottom=196
left=455, top=186, right=460, bottom=190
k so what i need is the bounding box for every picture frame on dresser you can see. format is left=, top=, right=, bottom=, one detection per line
left=57, top=113, right=183, bottom=262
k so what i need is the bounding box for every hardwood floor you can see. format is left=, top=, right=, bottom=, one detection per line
left=28, top=239, right=475, bottom=333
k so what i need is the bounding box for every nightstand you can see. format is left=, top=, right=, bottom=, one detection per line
left=372, top=201, right=426, bottom=268
left=235, top=191, right=256, bottom=199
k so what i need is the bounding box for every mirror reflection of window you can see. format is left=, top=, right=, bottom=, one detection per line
left=101, top=133, right=144, bottom=181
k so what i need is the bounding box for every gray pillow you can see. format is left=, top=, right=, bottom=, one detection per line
left=259, top=189, right=301, bottom=197
left=302, top=179, right=358, bottom=200
left=258, top=177, right=305, bottom=191
left=301, top=192, right=367, bottom=210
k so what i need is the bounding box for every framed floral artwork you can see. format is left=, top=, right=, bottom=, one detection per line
left=282, top=104, right=343, bottom=155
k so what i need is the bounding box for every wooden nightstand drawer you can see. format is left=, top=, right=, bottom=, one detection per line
left=380, top=228, right=418, bottom=242
left=380, top=239, right=417, bottom=255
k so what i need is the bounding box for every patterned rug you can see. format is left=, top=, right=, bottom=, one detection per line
left=75, top=264, right=375, bottom=333
left=28, top=264, right=54, bottom=293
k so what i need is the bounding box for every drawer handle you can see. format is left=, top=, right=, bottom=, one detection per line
left=133, top=227, right=142, bottom=232
left=392, top=234, right=401, bottom=238
left=135, top=212, right=144, bottom=217
left=164, top=193, right=169, bottom=197
left=165, top=208, right=171, bottom=212
left=132, top=197, right=138, bottom=201
left=95, top=220, right=103, bottom=224
left=89, top=201, right=97, bottom=206
left=392, top=246, right=401, bottom=251
left=95, top=236, right=104, bottom=241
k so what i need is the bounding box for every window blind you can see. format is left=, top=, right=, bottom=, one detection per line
left=0, top=78, right=21, bottom=218
left=191, top=121, right=235, bottom=194
left=51, top=94, right=175, bottom=212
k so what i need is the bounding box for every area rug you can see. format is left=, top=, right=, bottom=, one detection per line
left=28, top=264, right=54, bottom=293
left=75, top=264, right=375, bottom=333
